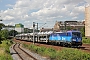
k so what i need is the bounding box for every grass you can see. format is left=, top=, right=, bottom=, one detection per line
left=82, top=37, right=90, bottom=44
left=0, top=40, right=13, bottom=60
left=23, top=44, right=90, bottom=60
left=56, top=48, right=90, bottom=60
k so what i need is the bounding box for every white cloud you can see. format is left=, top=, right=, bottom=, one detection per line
left=5, top=22, right=15, bottom=26
left=0, top=0, right=86, bottom=28
left=85, top=0, right=90, bottom=5
left=3, top=15, right=14, bottom=20
left=72, top=17, right=78, bottom=20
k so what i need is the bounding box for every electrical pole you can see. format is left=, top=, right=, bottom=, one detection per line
left=33, top=22, right=35, bottom=44
left=64, top=21, right=66, bottom=31
left=37, top=23, right=38, bottom=32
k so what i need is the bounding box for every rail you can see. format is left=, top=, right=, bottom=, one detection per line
left=13, top=43, right=37, bottom=60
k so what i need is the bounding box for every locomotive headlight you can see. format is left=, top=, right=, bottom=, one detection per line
left=72, top=39, right=76, bottom=41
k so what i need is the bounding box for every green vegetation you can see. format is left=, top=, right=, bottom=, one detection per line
left=0, top=23, right=5, bottom=31
left=0, top=40, right=13, bottom=60
left=80, top=26, right=85, bottom=37
left=57, top=48, right=90, bottom=60
left=0, top=24, right=15, bottom=60
left=0, top=29, right=9, bottom=40
left=0, top=28, right=18, bottom=43
left=82, top=37, right=90, bottom=44
left=9, top=30, right=18, bottom=37
left=0, top=23, right=18, bottom=60
left=0, top=23, right=18, bottom=42
left=23, top=44, right=90, bottom=60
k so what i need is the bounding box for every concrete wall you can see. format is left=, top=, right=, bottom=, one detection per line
left=85, top=6, right=90, bottom=37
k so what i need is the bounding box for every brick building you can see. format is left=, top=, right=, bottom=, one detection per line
left=53, top=21, right=84, bottom=32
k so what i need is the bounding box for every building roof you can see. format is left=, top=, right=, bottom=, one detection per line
left=15, top=23, right=24, bottom=28
left=40, top=28, right=53, bottom=32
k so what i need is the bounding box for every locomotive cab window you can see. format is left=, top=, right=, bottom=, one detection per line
left=72, top=32, right=81, bottom=37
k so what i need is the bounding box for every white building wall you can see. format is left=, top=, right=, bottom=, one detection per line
left=85, top=6, right=90, bottom=37
left=15, top=28, right=24, bottom=33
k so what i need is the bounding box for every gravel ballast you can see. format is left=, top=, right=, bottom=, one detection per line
left=10, top=44, right=50, bottom=60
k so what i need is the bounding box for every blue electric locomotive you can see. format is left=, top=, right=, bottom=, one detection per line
left=49, top=31, right=82, bottom=46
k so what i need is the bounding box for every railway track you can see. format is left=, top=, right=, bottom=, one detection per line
left=13, top=43, right=37, bottom=60
left=14, top=39, right=90, bottom=53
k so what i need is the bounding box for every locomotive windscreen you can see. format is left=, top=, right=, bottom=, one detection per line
left=72, top=32, right=81, bottom=37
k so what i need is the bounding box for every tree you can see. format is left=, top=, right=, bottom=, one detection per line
left=80, top=26, right=85, bottom=37
left=0, top=23, right=5, bottom=31
left=0, top=29, right=9, bottom=39
left=24, top=28, right=29, bottom=33
left=0, top=33, right=2, bottom=40
left=0, top=23, right=5, bottom=43
left=66, top=26, right=71, bottom=30
left=9, top=30, right=18, bottom=37
left=24, top=28, right=33, bottom=33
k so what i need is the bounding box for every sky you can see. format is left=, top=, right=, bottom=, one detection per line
left=0, top=0, right=90, bottom=29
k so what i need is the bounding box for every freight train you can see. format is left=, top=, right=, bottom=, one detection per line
left=15, top=30, right=82, bottom=47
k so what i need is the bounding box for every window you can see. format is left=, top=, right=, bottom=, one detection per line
left=72, top=32, right=81, bottom=37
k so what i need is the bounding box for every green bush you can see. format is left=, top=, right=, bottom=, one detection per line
left=56, top=48, right=90, bottom=60
left=23, top=44, right=56, bottom=59
left=23, top=44, right=90, bottom=60
left=0, top=40, right=13, bottom=60
left=82, top=37, right=90, bottom=44
left=43, top=48, right=56, bottom=59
